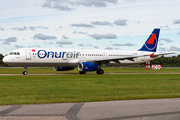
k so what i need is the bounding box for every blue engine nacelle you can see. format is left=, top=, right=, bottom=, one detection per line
left=53, top=67, right=74, bottom=71
left=78, top=62, right=99, bottom=72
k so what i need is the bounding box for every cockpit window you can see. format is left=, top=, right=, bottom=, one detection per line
left=9, top=52, right=14, bottom=55
left=9, top=52, right=20, bottom=55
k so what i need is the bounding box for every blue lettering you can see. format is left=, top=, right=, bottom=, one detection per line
left=37, top=50, right=79, bottom=59
left=62, top=52, right=66, bottom=58
left=38, top=50, right=47, bottom=59
left=47, top=51, right=54, bottom=58
left=55, top=52, right=61, bottom=58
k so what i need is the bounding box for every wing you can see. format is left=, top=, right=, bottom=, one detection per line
left=79, top=55, right=145, bottom=65
left=78, top=52, right=175, bottom=66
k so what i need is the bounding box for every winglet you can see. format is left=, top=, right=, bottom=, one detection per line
left=138, top=28, right=160, bottom=52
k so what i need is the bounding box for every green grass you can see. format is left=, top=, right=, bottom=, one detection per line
left=0, top=67, right=180, bottom=74
left=0, top=74, right=180, bottom=105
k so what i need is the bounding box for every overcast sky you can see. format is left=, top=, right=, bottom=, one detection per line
left=0, top=0, right=180, bottom=55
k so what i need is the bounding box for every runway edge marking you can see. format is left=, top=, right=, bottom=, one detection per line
left=66, top=103, right=85, bottom=120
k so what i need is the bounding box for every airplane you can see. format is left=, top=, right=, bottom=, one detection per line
left=3, top=28, right=174, bottom=75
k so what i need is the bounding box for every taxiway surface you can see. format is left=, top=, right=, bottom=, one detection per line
left=0, top=99, right=180, bottom=120
left=0, top=72, right=180, bottom=76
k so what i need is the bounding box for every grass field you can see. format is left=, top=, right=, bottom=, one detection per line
left=0, top=67, right=180, bottom=105
left=0, top=67, right=180, bottom=74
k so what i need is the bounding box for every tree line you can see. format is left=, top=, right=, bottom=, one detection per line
left=0, top=54, right=7, bottom=66
left=146, top=55, right=180, bottom=67
left=0, top=53, right=180, bottom=67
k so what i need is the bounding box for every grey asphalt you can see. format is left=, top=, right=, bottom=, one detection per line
left=0, top=72, right=180, bottom=76
left=1, top=99, right=180, bottom=120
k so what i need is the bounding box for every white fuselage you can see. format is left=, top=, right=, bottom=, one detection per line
left=3, top=48, right=161, bottom=67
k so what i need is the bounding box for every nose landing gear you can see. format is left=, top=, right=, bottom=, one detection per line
left=23, top=67, right=28, bottom=75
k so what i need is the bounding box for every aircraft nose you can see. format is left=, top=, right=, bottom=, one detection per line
left=3, top=56, right=9, bottom=63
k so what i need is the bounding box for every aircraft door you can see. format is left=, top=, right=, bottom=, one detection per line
left=25, top=49, right=31, bottom=60
left=103, top=52, right=107, bottom=59
left=141, top=52, right=145, bottom=61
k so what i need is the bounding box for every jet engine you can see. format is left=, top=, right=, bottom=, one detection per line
left=78, top=62, right=99, bottom=72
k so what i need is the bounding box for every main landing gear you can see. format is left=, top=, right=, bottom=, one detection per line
left=23, top=66, right=28, bottom=75
left=79, top=69, right=104, bottom=75
left=79, top=71, right=86, bottom=74
left=96, top=69, right=104, bottom=75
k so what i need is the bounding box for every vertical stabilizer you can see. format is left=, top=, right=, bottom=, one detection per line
left=138, top=28, right=160, bottom=52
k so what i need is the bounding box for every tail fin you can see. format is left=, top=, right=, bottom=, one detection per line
left=138, top=28, right=160, bottom=52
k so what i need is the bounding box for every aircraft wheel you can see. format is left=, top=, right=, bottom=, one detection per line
left=79, top=71, right=86, bottom=74
left=96, top=69, right=104, bottom=74
left=23, top=66, right=28, bottom=75
left=23, top=71, right=27, bottom=75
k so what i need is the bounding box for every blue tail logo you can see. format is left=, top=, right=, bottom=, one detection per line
left=138, top=28, right=160, bottom=52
